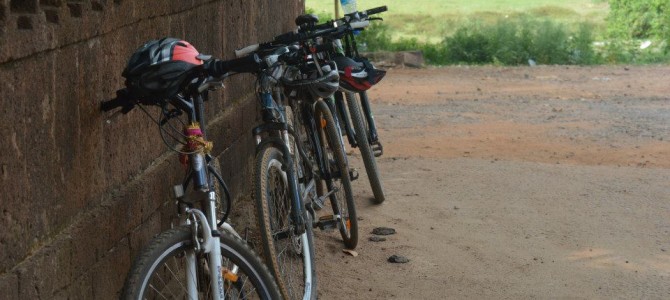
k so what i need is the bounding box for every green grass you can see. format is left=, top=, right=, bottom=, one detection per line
left=306, top=0, right=609, bottom=42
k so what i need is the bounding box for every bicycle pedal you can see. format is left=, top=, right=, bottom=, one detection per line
left=316, top=215, right=339, bottom=231
left=349, top=168, right=359, bottom=181
left=371, top=141, right=384, bottom=157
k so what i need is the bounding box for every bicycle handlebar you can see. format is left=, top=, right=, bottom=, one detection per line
left=100, top=54, right=262, bottom=114
left=206, top=53, right=262, bottom=77
left=233, top=6, right=388, bottom=58
left=308, top=5, right=387, bottom=31
left=234, top=26, right=343, bottom=58
left=365, top=5, right=388, bottom=16
left=100, top=88, right=136, bottom=114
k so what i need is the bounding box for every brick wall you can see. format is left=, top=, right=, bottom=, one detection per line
left=0, top=0, right=302, bottom=298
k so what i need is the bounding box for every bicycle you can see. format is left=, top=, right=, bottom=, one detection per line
left=233, top=27, right=360, bottom=298
left=246, top=45, right=318, bottom=300
left=100, top=38, right=281, bottom=300
left=296, top=6, right=389, bottom=204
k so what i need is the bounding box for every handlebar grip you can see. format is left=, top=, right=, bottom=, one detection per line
left=100, top=88, right=135, bottom=113
left=234, top=44, right=260, bottom=58
left=100, top=97, right=125, bottom=112
left=365, top=6, right=387, bottom=15
left=350, top=20, right=370, bottom=29
left=208, top=54, right=262, bottom=76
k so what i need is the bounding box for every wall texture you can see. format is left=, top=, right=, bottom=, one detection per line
left=0, top=0, right=302, bottom=298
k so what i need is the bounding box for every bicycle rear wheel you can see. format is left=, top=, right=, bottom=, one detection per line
left=254, top=142, right=317, bottom=300
left=122, top=226, right=280, bottom=299
left=315, top=100, right=358, bottom=249
left=345, top=91, right=386, bottom=203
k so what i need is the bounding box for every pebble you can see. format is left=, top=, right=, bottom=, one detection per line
left=388, top=255, right=409, bottom=263
left=369, top=236, right=387, bottom=242
left=372, top=227, right=396, bottom=235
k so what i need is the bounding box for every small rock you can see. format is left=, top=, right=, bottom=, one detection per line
left=661, top=248, right=666, bottom=252
left=372, top=227, right=396, bottom=235
left=369, top=236, right=386, bottom=242
left=388, top=255, right=409, bottom=263
left=342, top=249, right=358, bottom=257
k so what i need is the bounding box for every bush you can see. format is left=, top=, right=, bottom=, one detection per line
left=605, top=0, right=670, bottom=60
left=356, top=17, right=603, bottom=66
left=312, top=5, right=669, bottom=65
left=443, top=25, right=492, bottom=64
left=607, top=0, right=669, bottom=40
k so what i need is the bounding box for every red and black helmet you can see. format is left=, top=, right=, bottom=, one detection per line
left=123, top=38, right=205, bottom=101
left=332, top=56, right=386, bottom=93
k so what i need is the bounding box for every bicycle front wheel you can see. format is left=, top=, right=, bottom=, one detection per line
left=315, top=99, right=358, bottom=249
left=254, top=143, right=317, bottom=300
left=345, top=91, right=386, bottom=203
left=122, top=226, right=280, bottom=300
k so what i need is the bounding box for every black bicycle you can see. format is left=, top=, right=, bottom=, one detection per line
left=245, top=45, right=318, bottom=300
left=234, top=24, right=365, bottom=297
left=296, top=6, right=389, bottom=204
left=101, top=38, right=280, bottom=300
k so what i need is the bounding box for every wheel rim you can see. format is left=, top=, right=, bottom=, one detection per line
left=138, top=240, right=267, bottom=299
left=266, top=158, right=311, bottom=299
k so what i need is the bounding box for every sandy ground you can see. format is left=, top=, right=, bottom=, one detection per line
left=314, top=65, right=670, bottom=299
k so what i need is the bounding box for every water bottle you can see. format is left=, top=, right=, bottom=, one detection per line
left=340, top=0, right=358, bottom=14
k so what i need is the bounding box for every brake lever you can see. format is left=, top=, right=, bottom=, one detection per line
left=159, top=108, right=183, bottom=126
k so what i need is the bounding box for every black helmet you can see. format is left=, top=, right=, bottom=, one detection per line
left=282, top=62, right=340, bottom=100
left=332, top=56, right=386, bottom=93
left=123, top=38, right=204, bottom=101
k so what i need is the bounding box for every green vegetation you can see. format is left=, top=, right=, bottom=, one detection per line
left=306, top=0, right=670, bottom=65
left=307, top=0, right=608, bottom=42
left=355, top=18, right=598, bottom=65
left=602, top=0, right=670, bottom=63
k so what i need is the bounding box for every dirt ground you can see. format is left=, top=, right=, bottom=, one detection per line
left=314, top=65, right=670, bottom=299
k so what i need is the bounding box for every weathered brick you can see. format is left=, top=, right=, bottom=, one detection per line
left=1, top=0, right=303, bottom=297
left=91, top=239, right=130, bottom=299
left=0, top=272, right=19, bottom=300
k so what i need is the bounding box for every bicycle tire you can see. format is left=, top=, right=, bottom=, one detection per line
left=253, top=143, right=317, bottom=300
left=315, top=100, right=358, bottom=249
left=345, top=92, right=386, bottom=204
left=122, top=226, right=281, bottom=300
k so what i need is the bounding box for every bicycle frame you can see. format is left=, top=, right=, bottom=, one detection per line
left=251, top=57, right=347, bottom=227
left=252, top=71, right=307, bottom=235
left=168, top=86, right=237, bottom=300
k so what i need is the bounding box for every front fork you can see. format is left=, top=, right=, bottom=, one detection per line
left=175, top=190, right=225, bottom=300
left=254, top=92, right=307, bottom=235
left=358, top=91, right=380, bottom=144
left=334, top=91, right=381, bottom=146
left=335, top=92, right=357, bottom=147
